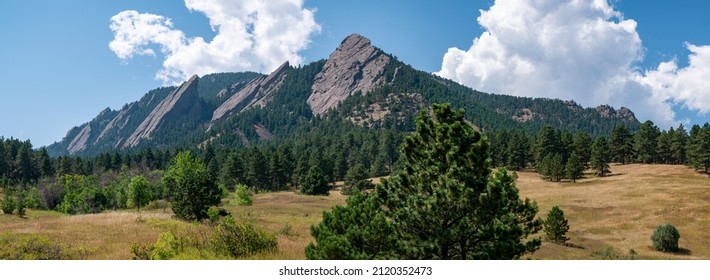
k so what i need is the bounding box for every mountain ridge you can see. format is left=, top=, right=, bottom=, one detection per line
left=47, top=33, right=640, bottom=157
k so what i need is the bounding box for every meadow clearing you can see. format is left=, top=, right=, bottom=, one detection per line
left=1, top=164, right=708, bottom=260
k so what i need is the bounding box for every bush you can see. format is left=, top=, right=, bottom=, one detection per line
left=0, top=233, right=61, bottom=260
left=2, top=195, right=16, bottom=214
left=651, top=224, right=680, bottom=252
left=207, top=206, right=230, bottom=224
left=233, top=184, right=253, bottom=206
left=210, top=217, right=277, bottom=258
left=151, top=232, right=181, bottom=260
left=543, top=206, right=570, bottom=244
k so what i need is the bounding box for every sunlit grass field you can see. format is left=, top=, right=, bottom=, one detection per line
left=1, top=164, right=708, bottom=259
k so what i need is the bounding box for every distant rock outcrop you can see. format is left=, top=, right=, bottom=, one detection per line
left=596, top=104, right=637, bottom=121
left=307, top=33, right=391, bottom=115
left=124, top=75, right=202, bottom=148
left=66, top=124, right=91, bottom=154
left=211, top=62, right=290, bottom=124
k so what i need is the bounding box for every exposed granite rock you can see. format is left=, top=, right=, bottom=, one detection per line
left=96, top=103, right=134, bottom=143
left=124, top=74, right=202, bottom=148
left=596, top=104, right=638, bottom=121
left=66, top=124, right=91, bottom=154
left=307, top=34, right=391, bottom=115
left=211, top=62, right=290, bottom=124
left=617, top=107, right=637, bottom=121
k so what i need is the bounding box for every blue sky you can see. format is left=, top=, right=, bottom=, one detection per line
left=1, top=0, right=709, bottom=147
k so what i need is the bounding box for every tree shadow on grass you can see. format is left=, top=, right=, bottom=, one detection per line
left=672, top=247, right=692, bottom=256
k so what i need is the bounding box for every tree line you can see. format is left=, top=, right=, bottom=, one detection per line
left=487, top=121, right=710, bottom=182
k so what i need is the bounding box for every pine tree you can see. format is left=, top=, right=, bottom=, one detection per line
left=634, top=120, right=660, bottom=164
left=656, top=130, right=672, bottom=164
left=506, top=130, right=530, bottom=171
left=300, top=166, right=331, bottom=196
left=573, top=132, right=593, bottom=168
left=670, top=124, right=687, bottom=165
left=591, top=136, right=611, bottom=177
left=376, top=104, right=541, bottom=259
left=306, top=190, right=397, bottom=259
left=565, top=151, right=584, bottom=182
left=544, top=206, right=570, bottom=244
left=535, top=126, right=562, bottom=166
left=342, top=163, right=373, bottom=195
left=246, top=147, right=269, bottom=191
left=539, top=153, right=564, bottom=182
left=609, top=125, right=633, bottom=164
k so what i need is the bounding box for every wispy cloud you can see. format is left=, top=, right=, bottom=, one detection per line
left=109, top=0, right=320, bottom=84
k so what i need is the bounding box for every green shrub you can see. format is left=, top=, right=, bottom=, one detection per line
left=150, top=232, right=181, bottom=260
left=210, top=217, right=277, bottom=258
left=207, top=206, right=230, bottom=224
left=233, top=184, right=253, bottom=206
left=0, top=233, right=61, bottom=260
left=2, top=195, right=16, bottom=214
left=651, top=224, right=680, bottom=252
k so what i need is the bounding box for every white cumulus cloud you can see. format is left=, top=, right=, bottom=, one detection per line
left=436, top=0, right=710, bottom=128
left=109, top=0, right=320, bottom=84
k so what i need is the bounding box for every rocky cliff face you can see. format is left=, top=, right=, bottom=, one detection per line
left=307, top=34, right=391, bottom=115
left=596, top=104, right=638, bottom=121
left=211, top=62, right=290, bottom=124
left=124, top=75, right=202, bottom=148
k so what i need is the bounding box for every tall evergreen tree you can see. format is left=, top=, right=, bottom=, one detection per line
left=246, top=147, right=269, bottom=191
left=376, top=104, right=541, bottom=259
left=656, top=130, right=672, bottom=164
left=634, top=120, right=660, bottom=164
left=506, top=130, right=531, bottom=171
left=565, top=152, right=584, bottom=183
left=573, top=132, right=593, bottom=168
left=535, top=126, right=563, bottom=166
left=591, top=136, right=611, bottom=177
left=670, top=124, right=687, bottom=165
left=609, top=124, right=633, bottom=164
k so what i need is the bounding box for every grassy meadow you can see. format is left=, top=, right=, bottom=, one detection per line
left=1, top=164, right=709, bottom=260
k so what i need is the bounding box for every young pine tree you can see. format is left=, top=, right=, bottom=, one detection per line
left=544, top=206, right=570, bottom=244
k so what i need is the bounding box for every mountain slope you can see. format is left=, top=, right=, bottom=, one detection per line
left=48, top=33, right=640, bottom=157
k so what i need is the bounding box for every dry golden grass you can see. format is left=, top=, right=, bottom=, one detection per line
left=518, top=164, right=710, bottom=259
left=1, top=165, right=708, bottom=259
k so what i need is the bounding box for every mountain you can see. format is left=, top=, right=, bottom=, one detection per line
left=47, top=34, right=640, bottom=157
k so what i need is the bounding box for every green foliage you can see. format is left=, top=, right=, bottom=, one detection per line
left=610, top=124, right=634, bottom=164
left=321, top=103, right=541, bottom=260
left=2, top=194, right=16, bottom=214
left=634, top=120, right=660, bottom=164
left=590, top=136, right=611, bottom=177
left=544, top=206, right=570, bottom=244
left=23, top=186, right=45, bottom=209
left=163, top=151, right=222, bottom=221
left=342, top=163, right=373, bottom=195
left=300, top=166, right=331, bottom=196
left=538, top=153, right=565, bottom=182
left=127, top=175, right=152, bottom=211
left=151, top=232, right=181, bottom=260
left=233, top=184, right=253, bottom=206
left=306, top=190, right=397, bottom=259
left=15, top=195, right=25, bottom=216
left=0, top=233, right=87, bottom=260
left=565, top=152, right=584, bottom=182
left=210, top=216, right=277, bottom=258
left=651, top=224, right=680, bottom=252
left=206, top=206, right=230, bottom=224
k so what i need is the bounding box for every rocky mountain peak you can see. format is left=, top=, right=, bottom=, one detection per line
left=210, top=62, right=290, bottom=125
left=123, top=74, right=202, bottom=148
left=307, top=33, right=391, bottom=115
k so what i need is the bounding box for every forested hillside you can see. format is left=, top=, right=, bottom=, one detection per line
left=47, top=34, right=639, bottom=158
